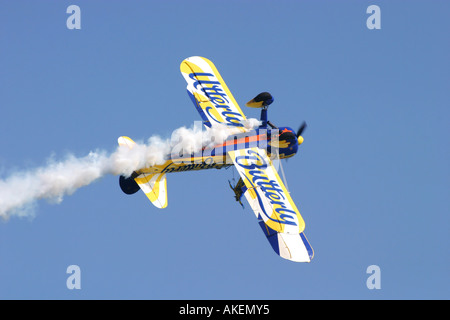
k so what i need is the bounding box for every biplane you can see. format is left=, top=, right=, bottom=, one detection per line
left=118, top=56, right=314, bottom=262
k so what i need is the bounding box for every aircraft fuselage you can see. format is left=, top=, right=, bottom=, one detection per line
left=135, top=126, right=299, bottom=176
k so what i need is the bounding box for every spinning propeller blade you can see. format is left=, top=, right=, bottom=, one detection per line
left=296, top=122, right=307, bottom=138
left=296, top=122, right=307, bottom=145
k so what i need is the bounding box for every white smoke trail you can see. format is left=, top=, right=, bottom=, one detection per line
left=0, top=119, right=261, bottom=220
left=0, top=152, right=110, bottom=219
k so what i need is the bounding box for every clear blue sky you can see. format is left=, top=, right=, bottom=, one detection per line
left=0, top=0, right=448, bottom=299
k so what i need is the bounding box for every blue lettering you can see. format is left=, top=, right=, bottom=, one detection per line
left=205, top=106, right=225, bottom=124
left=235, top=150, right=267, bottom=170
left=189, top=72, right=244, bottom=127
left=237, top=150, right=297, bottom=227
left=201, top=85, right=228, bottom=104
left=275, top=208, right=298, bottom=226
left=189, top=73, right=220, bottom=89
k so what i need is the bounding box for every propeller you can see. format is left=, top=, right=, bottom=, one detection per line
left=296, top=122, right=307, bottom=137
left=296, top=121, right=307, bottom=145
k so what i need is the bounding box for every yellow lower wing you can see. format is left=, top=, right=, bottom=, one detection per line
left=228, top=147, right=313, bottom=262
left=229, top=147, right=305, bottom=234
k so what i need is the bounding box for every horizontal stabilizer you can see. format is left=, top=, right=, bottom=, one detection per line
left=134, top=173, right=168, bottom=209
left=117, top=136, right=168, bottom=209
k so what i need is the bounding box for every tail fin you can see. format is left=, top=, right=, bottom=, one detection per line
left=118, top=136, right=137, bottom=148
left=117, top=136, right=168, bottom=209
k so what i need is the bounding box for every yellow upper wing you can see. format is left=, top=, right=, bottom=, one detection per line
left=180, top=56, right=247, bottom=130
